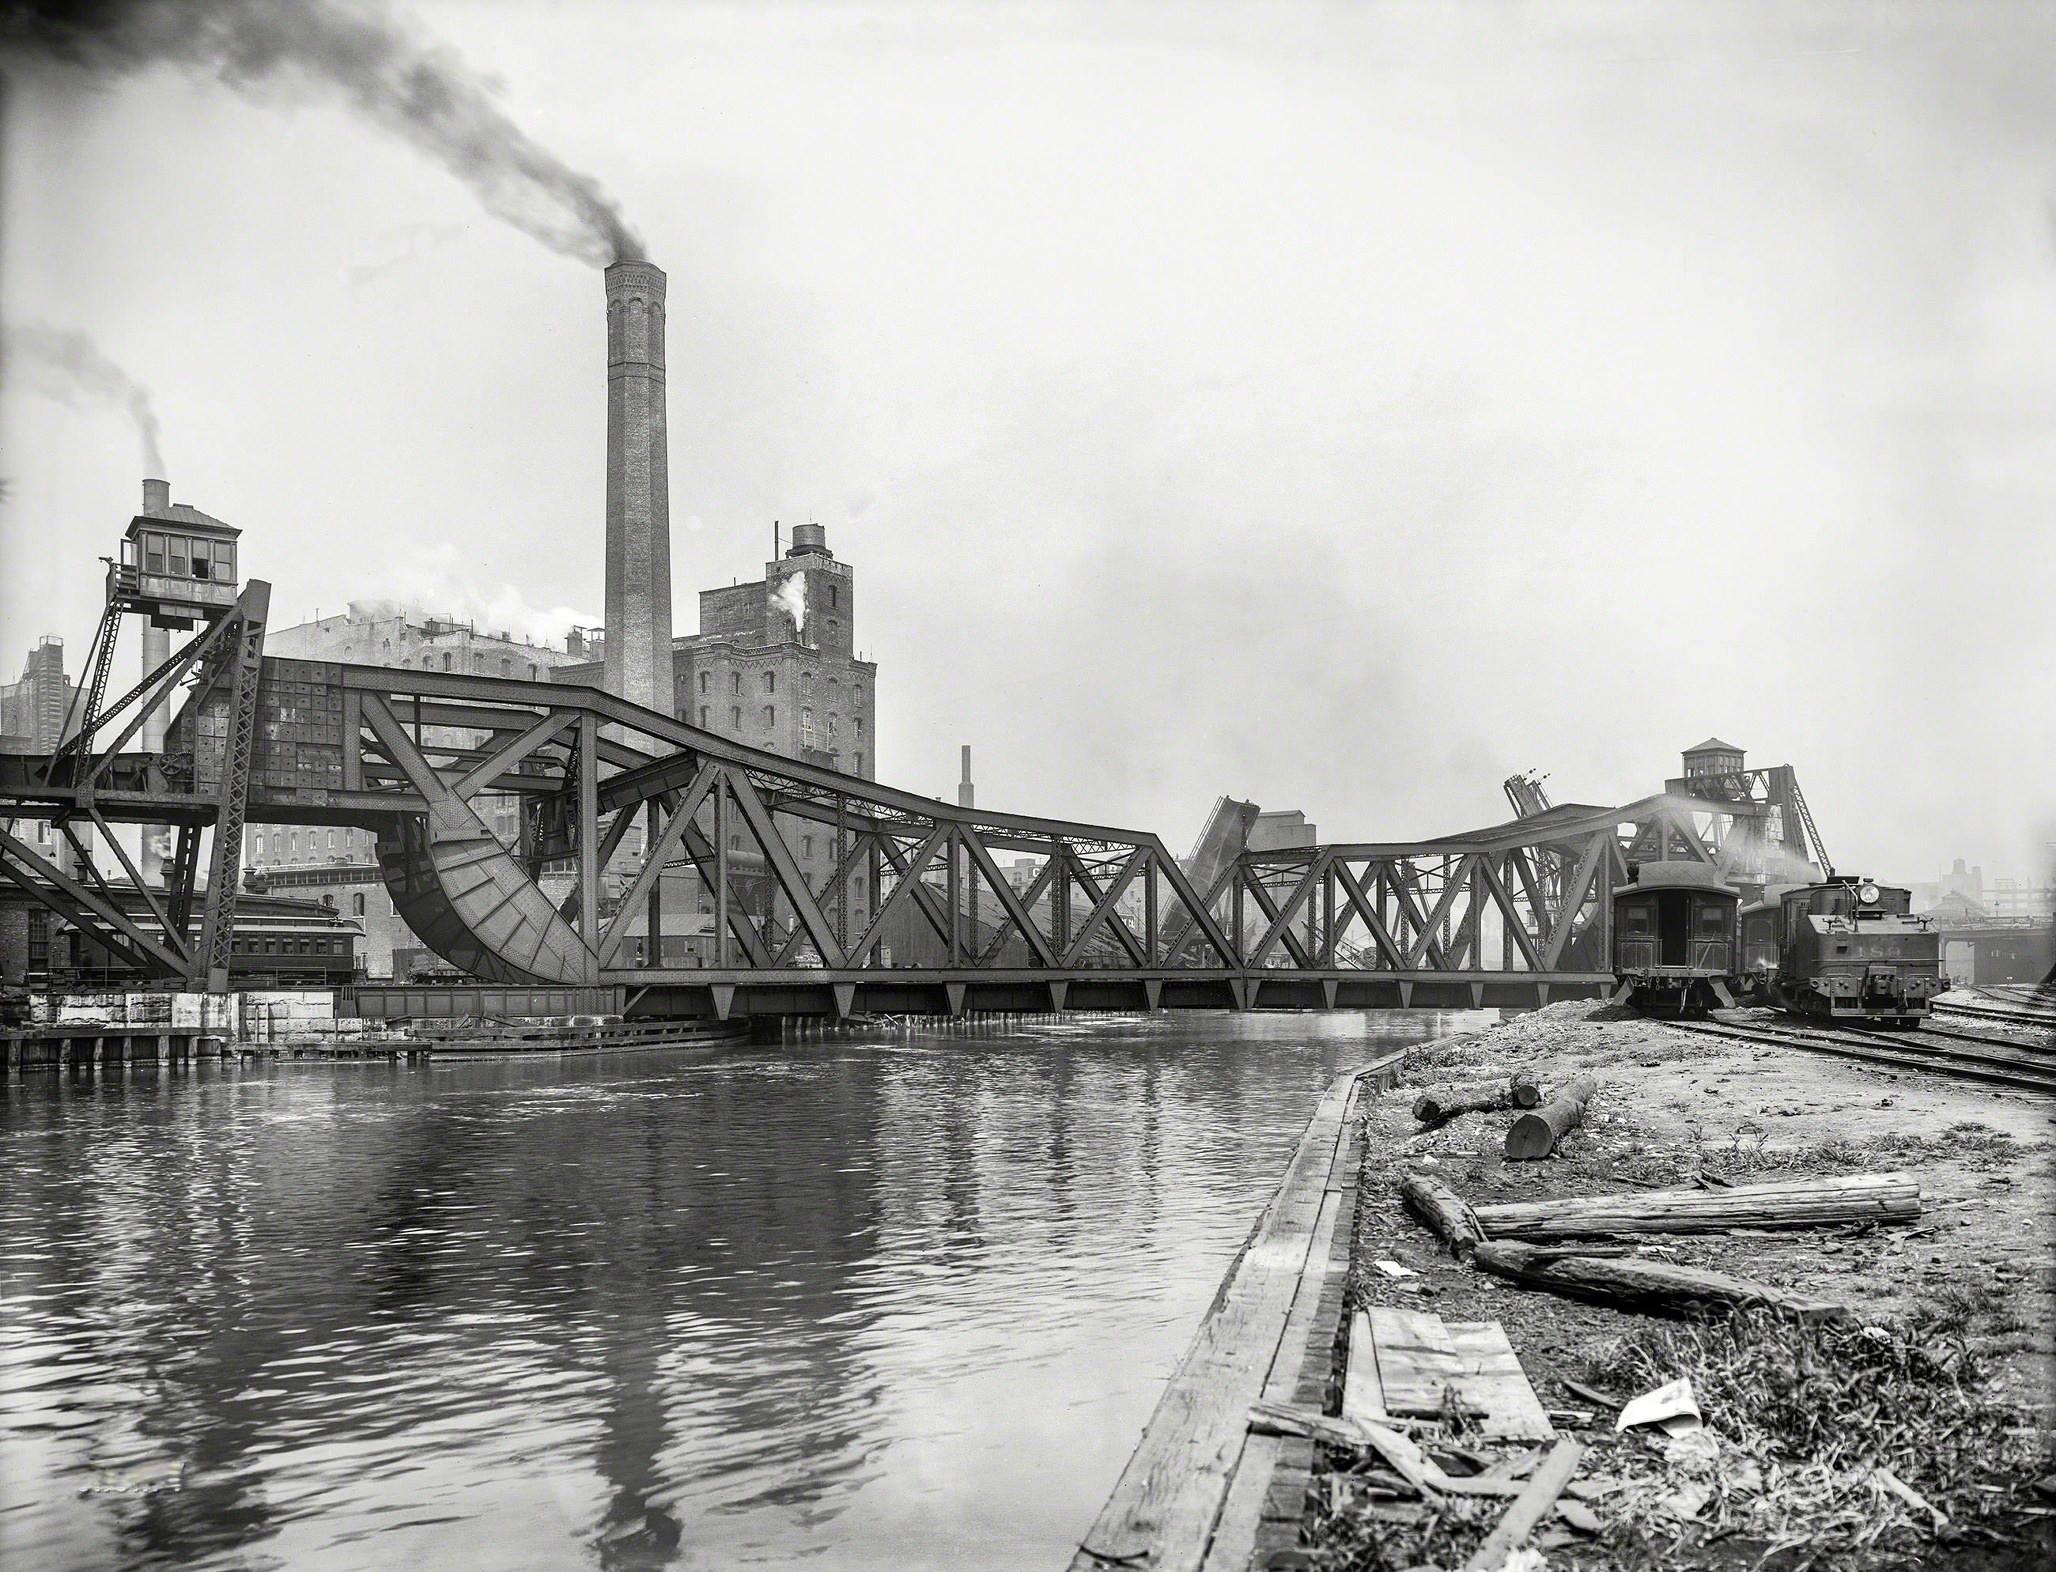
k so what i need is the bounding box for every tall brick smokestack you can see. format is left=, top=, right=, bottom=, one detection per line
left=604, top=261, right=673, bottom=713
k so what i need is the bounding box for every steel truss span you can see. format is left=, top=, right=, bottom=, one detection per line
left=1, top=655, right=1788, bottom=1019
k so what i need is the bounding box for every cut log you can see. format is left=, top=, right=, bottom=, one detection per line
left=1505, top=1073, right=1597, bottom=1160
left=1472, top=1240, right=1854, bottom=1322
left=1510, top=1070, right=1543, bottom=1109
left=1461, top=1439, right=1586, bottom=1570
left=1400, top=1173, right=1485, bottom=1260
left=1472, top=1172, right=1921, bottom=1240
left=1412, top=1081, right=1513, bottom=1122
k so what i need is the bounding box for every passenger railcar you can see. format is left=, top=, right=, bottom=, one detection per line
left=1610, top=862, right=1739, bottom=1015
left=50, top=894, right=362, bottom=988
left=1740, top=877, right=1942, bottom=1026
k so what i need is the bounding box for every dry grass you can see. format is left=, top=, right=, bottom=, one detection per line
left=1680, top=1122, right=2022, bottom=1179
left=1579, top=1308, right=2049, bottom=1569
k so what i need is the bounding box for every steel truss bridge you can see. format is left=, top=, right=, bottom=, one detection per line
left=1, top=579, right=1810, bottom=1019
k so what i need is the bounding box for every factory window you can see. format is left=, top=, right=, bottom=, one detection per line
left=731, top=672, right=741, bottom=694
left=144, top=534, right=165, bottom=573
left=828, top=585, right=839, bottom=610
left=442, top=653, right=452, bottom=671
left=191, top=543, right=213, bottom=580
left=802, top=673, right=815, bottom=698
left=383, top=638, right=391, bottom=652
left=764, top=671, right=775, bottom=693
left=762, top=705, right=775, bottom=727
left=854, top=751, right=864, bottom=775
left=730, top=705, right=741, bottom=728
left=698, top=672, right=708, bottom=694
left=528, top=664, right=538, bottom=679
left=699, top=706, right=708, bottom=726
left=170, top=538, right=189, bottom=577
left=352, top=894, right=366, bottom=916
left=500, top=656, right=511, bottom=675
left=828, top=715, right=839, bottom=739
left=802, top=835, right=814, bottom=857
left=290, top=831, right=300, bottom=854
left=327, top=830, right=336, bottom=849
left=729, top=834, right=742, bottom=851
left=855, top=716, right=864, bottom=735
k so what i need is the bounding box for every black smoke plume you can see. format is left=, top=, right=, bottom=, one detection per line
left=1, top=0, right=643, bottom=266
left=1, top=320, right=167, bottom=474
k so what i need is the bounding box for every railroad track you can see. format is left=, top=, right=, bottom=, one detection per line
left=1663, top=1012, right=2056, bottom=1094
left=1931, top=996, right=2056, bottom=1031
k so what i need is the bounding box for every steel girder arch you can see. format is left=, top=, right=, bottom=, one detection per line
left=298, top=664, right=1241, bottom=993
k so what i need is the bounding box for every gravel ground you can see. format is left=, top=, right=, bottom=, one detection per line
left=1300, top=1000, right=2055, bottom=1572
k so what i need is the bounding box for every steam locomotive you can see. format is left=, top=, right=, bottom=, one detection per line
left=1739, top=877, right=1943, bottom=1026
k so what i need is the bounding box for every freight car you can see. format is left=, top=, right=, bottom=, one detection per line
left=1739, top=877, right=1942, bottom=1026
left=1609, top=862, right=1738, bottom=1014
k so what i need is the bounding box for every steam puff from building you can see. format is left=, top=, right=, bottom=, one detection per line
left=770, top=572, right=806, bottom=637
left=3, top=0, right=642, bottom=266
left=0, top=320, right=166, bottom=475
left=343, top=543, right=596, bottom=646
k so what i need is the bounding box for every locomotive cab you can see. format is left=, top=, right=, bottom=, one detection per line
left=1610, top=863, right=1738, bottom=1015
left=1769, top=877, right=1941, bottom=1026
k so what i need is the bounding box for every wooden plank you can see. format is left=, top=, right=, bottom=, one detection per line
left=1367, top=1305, right=1461, bottom=1415
left=1200, top=1178, right=1348, bottom=1571
left=1443, top=1322, right=1555, bottom=1442
left=1341, top=1309, right=1388, bottom=1424
left=1461, top=1439, right=1586, bottom=1570
left=1068, top=1059, right=1389, bottom=1572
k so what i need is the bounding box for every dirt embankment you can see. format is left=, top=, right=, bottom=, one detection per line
left=1305, top=1001, right=2055, bottom=1572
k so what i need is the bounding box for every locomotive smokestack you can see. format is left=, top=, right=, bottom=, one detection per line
left=603, top=261, right=673, bottom=713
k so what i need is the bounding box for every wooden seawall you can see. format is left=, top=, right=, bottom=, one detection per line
left=1068, top=1048, right=1409, bottom=1572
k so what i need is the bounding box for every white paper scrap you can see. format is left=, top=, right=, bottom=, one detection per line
left=1615, top=1376, right=1702, bottom=1436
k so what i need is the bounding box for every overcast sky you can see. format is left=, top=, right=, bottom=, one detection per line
left=3, top=0, right=2050, bottom=884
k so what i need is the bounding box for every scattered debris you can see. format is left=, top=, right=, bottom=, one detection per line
left=1872, top=1463, right=1948, bottom=1529
left=1556, top=1499, right=1602, bottom=1534
left=1560, top=1377, right=1618, bottom=1410
left=1460, top=1439, right=1586, bottom=1570
left=1372, top=1258, right=1419, bottom=1279
left=1615, top=1376, right=1702, bottom=1436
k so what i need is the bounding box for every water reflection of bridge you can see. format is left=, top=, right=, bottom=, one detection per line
left=1, top=579, right=1797, bottom=1016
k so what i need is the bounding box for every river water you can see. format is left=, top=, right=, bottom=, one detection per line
left=0, top=1010, right=1477, bottom=1572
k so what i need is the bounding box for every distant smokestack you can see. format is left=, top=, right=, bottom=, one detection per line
left=142, top=477, right=171, bottom=516
left=959, top=745, right=975, bottom=809
left=604, top=261, right=673, bottom=712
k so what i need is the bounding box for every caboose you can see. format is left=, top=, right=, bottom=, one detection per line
left=1610, top=862, right=1738, bottom=1014
left=1740, top=878, right=1942, bottom=1027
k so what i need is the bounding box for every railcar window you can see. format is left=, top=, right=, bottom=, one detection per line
left=1697, top=906, right=1727, bottom=932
